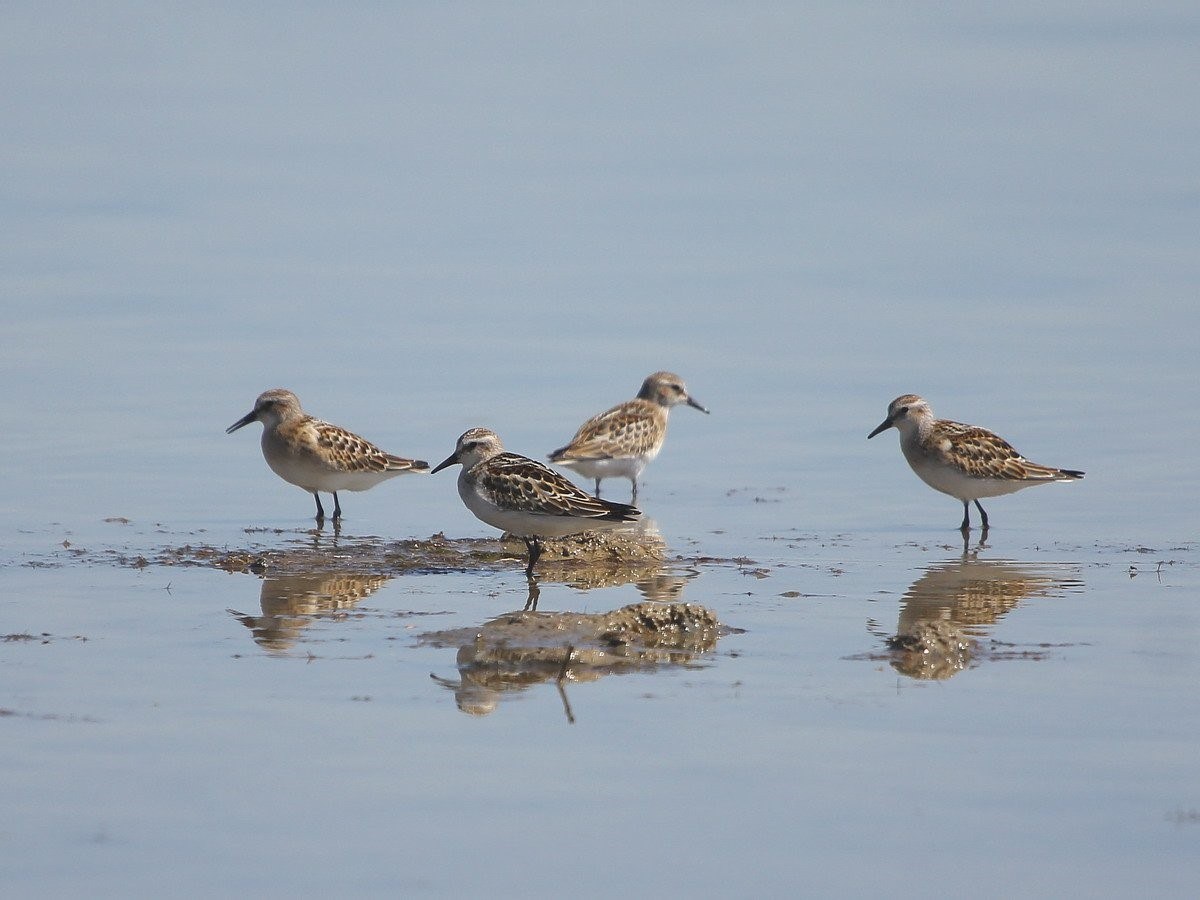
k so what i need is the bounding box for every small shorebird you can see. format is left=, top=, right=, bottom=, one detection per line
left=226, top=388, right=429, bottom=523
left=433, top=427, right=641, bottom=576
left=549, top=371, right=709, bottom=501
left=868, top=394, right=1083, bottom=531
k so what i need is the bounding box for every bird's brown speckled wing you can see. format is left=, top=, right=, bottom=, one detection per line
left=928, top=421, right=1065, bottom=481
left=551, top=401, right=662, bottom=461
left=311, top=419, right=429, bottom=473
left=476, top=453, right=639, bottom=519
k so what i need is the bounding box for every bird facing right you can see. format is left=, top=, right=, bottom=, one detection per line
left=548, top=371, right=709, bottom=501
left=867, top=394, right=1083, bottom=531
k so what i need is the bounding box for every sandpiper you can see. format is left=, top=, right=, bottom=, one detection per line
left=226, top=388, right=428, bottom=523
left=868, top=394, right=1083, bottom=531
left=433, top=427, right=641, bottom=576
left=549, top=371, right=708, bottom=500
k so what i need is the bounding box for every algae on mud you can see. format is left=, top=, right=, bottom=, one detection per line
left=422, top=601, right=729, bottom=717
left=78, top=524, right=684, bottom=578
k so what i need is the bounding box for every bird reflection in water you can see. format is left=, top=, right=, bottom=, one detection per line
left=511, top=517, right=692, bottom=610
left=423, top=598, right=726, bottom=721
left=883, top=535, right=1082, bottom=679
left=228, top=571, right=391, bottom=653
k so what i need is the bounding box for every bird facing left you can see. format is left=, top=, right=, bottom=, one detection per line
left=226, top=388, right=429, bottom=523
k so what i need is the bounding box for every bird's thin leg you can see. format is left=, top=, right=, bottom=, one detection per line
left=630, top=479, right=639, bottom=504
left=313, top=493, right=326, bottom=522
left=959, top=500, right=971, bottom=532
left=974, top=500, right=989, bottom=531
left=523, top=537, right=543, bottom=577
left=332, top=492, right=343, bottom=522
left=593, top=479, right=601, bottom=498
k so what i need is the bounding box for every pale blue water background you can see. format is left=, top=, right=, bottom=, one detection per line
left=2, top=3, right=1198, bottom=896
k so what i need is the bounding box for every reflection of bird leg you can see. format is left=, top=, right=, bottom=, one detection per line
left=557, top=646, right=576, bottom=724
left=524, top=575, right=540, bottom=611
left=310, top=522, right=342, bottom=548
left=557, top=645, right=575, bottom=680
left=958, top=526, right=990, bottom=559
left=522, top=537, right=544, bottom=577
left=556, top=681, right=576, bottom=724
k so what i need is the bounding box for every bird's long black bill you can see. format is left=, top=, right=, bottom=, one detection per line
left=867, top=418, right=893, bottom=439
left=225, top=411, right=257, bottom=434
left=430, top=453, right=459, bottom=474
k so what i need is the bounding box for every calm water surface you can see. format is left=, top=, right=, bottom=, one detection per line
left=3, top=3, right=1198, bottom=897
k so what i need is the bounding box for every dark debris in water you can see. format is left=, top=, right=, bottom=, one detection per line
left=0, top=707, right=100, bottom=723
left=4, top=632, right=88, bottom=645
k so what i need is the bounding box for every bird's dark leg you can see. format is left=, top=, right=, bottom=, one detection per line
left=523, top=537, right=543, bottom=577
left=974, top=500, right=989, bottom=531
left=630, top=479, right=639, bottom=504
left=313, top=493, right=326, bottom=522
left=959, top=500, right=971, bottom=532
left=593, top=478, right=601, bottom=498
left=332, top=492, right=343, bottom=522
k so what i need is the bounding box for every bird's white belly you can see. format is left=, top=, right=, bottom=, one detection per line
left=558, top=451, right=654, bottom=482
left=263, top=445, right=396, bottom=494
left=905, top=451, right=1030, bottom=501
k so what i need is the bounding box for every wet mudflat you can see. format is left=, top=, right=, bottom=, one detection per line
left=5, top=520, right=1196, bottom=897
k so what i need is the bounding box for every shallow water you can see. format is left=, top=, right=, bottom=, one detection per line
left=3, top=3, right=1199, bottom=897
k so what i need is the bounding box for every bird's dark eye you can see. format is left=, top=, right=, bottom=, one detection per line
left=898, top=406, right=909, bottom=415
